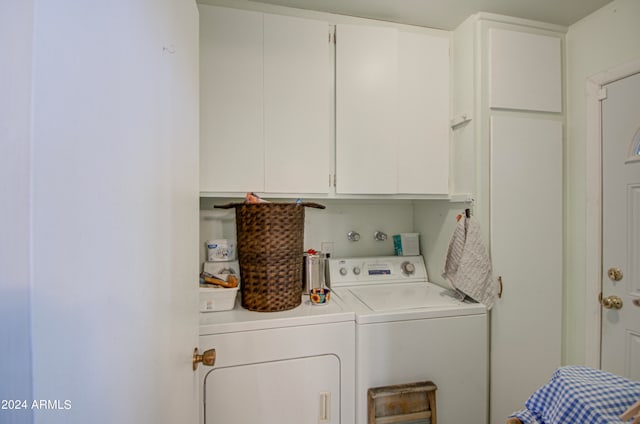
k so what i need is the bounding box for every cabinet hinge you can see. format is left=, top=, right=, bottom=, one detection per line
left=329, top=174, right=336, bottom=187
left=329, top=26, right=336, bottom=44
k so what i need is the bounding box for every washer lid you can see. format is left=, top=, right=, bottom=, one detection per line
left=349, top=282, right=469, bottom=312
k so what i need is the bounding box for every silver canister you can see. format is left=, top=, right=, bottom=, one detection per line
left=302, top=252, right=328, bottom=293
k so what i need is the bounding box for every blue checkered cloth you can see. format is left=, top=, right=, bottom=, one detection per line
left=511, top=408, right=541, bottom=424
left=509, top=366, right=640, bottom=424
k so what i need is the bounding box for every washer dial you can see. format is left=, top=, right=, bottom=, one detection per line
left=401, top=261, right=416, bottom=276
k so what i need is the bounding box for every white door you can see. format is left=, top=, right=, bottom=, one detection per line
left=396, top=30, right=450, bottom=195
left=601, top=71, right=640, bottom=379
left=199, top=5, right=264, bottom=193
left=264, top=14, right=330, bottom=194
left=204, top=356, right=340, bottom=423
left=29, top=1, right=200, bottom=422
left=490, top=116, right=563, bottom=423
left=335, top=23, right=398, bottom=194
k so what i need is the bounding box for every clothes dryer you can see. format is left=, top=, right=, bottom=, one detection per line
left=199, top=295, right=355, bottom=424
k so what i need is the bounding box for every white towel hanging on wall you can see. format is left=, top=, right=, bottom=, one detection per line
left=442, top=213, right=500, bottom=310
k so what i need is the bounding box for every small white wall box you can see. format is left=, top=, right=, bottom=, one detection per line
left=393, top=233, right=420, bottom=256
left=199, top=286, right=239, bottom=312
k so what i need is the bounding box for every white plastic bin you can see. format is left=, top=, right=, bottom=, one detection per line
left=199, top=286, right=239, bottom=312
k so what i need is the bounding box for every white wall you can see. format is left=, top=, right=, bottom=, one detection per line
left=198, top=198, right=466, bottom=295
left=199, top=197, right=470, bottom=289
left=199, top=198, right=416, bottom=263
left=0, top=1, right=34, bottom=423
left=412, top=201, right=468, bottom=287
left=564, top=0, right=640, bottom=364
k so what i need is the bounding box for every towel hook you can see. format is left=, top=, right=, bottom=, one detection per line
left=456, top=208, right=473, bottom=222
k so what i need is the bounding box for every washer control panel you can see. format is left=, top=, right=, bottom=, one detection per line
left=328, top=256, right=428, bottom=287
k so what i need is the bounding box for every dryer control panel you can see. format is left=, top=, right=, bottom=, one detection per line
left=328, top=256, right=428, bottom=287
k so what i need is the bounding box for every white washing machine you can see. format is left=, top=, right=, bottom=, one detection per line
left=329, top=256, right=488, bottom=424
left=199, top=294, right=355, bottom=424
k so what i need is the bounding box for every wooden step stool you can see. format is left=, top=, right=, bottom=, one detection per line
left=367, top=381, right=437, bottom=424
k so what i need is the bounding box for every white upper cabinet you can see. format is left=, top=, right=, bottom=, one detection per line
left=336, top=24, right=450, bottom=195
left=201, top=6, right=450, bottom=197
left=199, top=6, right=330, bottom=194
left=397, top=31, right=450, bottom=194
left=489, top=28, right=562, bottom=112
left=264, top=14, right=330, bottom=194
left=200, top=5, right=264, bottom=193
left=336, top=24, right=399, bottom=194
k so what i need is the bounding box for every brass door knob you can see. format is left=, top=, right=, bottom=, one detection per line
left=601, top=295, right=623, bottom=310
left=608, top=267, right=623, bottom=281
left=193, top=347, right=216, bottom=371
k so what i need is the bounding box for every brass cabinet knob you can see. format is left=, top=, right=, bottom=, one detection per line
left=601, top=295, right=623, bottom=310
left=608, top=267, right=623, bottom=281
left=193, top=347, right=216, bottom=371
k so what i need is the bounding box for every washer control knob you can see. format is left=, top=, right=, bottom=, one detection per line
left=339, top=267, right=348, bottom=276
left=401, top=261, right=416, bottom=275
left=353, top=266, right=361, bottom=275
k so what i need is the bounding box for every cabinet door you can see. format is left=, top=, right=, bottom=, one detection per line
left=199, top=6, right=264, bottom=192
left=397, top=31, right=450, bottom=194
left=490, top=116, right=563, bottom=422
left=336, top=24, right=398, bottom=194
left=489, top=28, right=562, bottom=112
left=204, top=355, right=340, bottom=423
left=264, top=14, right=330, bottom=194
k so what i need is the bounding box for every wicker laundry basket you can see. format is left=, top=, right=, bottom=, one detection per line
left=216, top=202, right=325, bottom=312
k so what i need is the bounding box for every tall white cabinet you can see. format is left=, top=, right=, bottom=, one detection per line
left=490, top=116, right=563, bottom=422
left=452, top=14, right=565, bottom=424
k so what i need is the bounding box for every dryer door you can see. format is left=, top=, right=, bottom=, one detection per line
left=204, top=355, right=340, bottom=423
